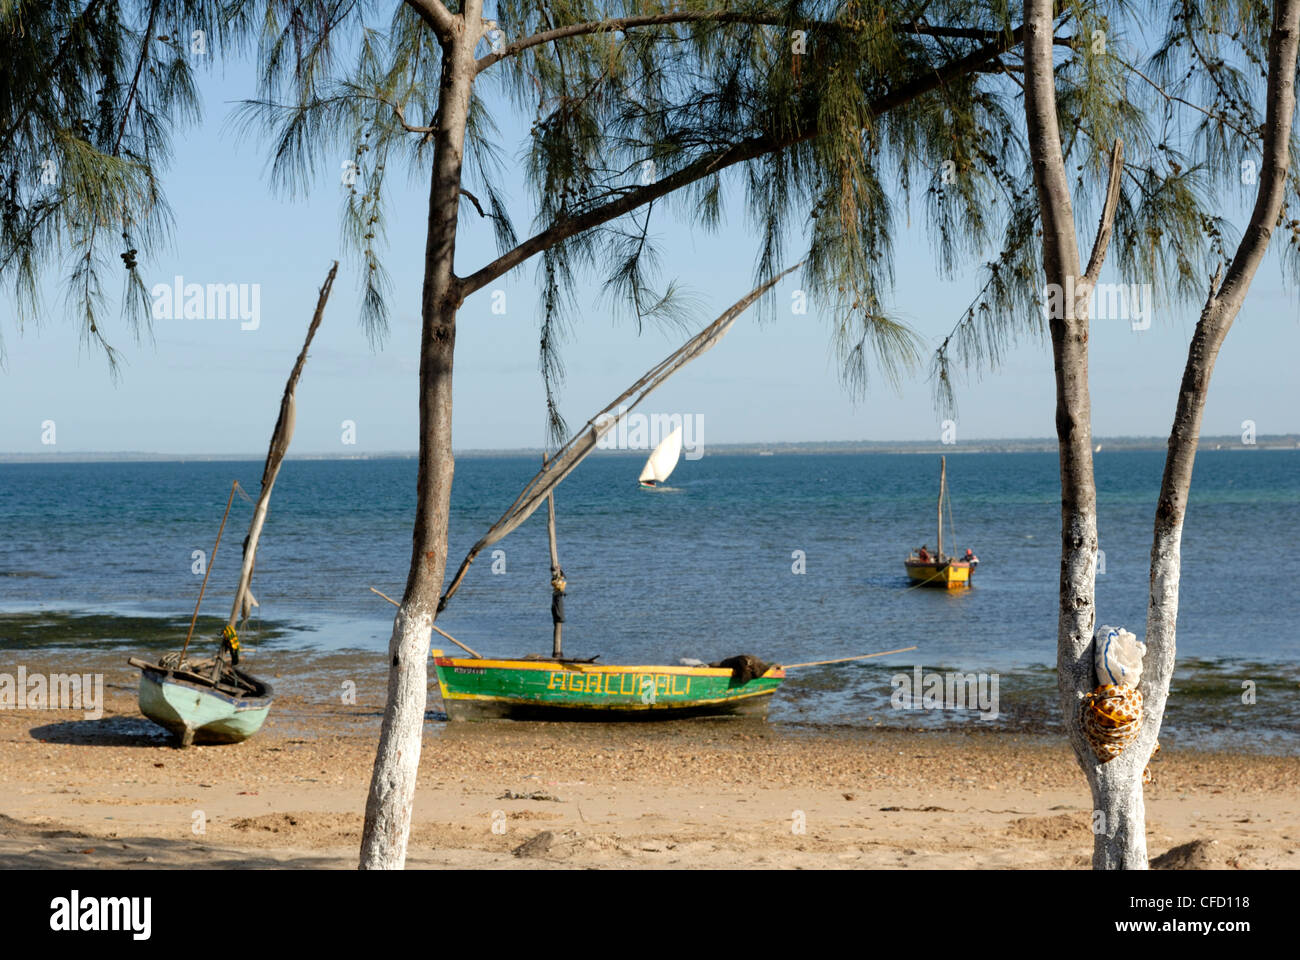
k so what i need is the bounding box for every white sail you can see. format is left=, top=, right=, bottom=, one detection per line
left=639, top=426, right=682, bottom=484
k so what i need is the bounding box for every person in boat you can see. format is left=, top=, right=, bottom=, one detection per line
left=917, top=545, right=932, bottom=562
left=551, top=569, right=566, bottom=625
left=963, top=548, right=979, bottom=568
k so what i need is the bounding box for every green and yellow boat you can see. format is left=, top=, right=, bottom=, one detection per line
left=432, top=650, right=785, bottom=721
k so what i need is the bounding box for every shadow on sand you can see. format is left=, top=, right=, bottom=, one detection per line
left=0, top=814, right=349, bottom=869
left=29, top=716, right=173, bottom=747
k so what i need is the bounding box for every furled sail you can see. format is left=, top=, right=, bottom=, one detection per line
left=227, top=263, right=338, bottom=631
left=437, top=262, right=802, bottom=613
left=638, top=426, right=682, bottom=485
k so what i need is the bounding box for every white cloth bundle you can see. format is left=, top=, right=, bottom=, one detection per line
left=1094, top=625, right=1146, bottom=688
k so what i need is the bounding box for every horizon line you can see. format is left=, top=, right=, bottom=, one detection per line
left=2, top=433, right=1298, bottom=463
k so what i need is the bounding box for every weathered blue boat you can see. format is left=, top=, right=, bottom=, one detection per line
left=131, top=657, right=272, bottom=746
left=128, top=264, right=337, bottom=747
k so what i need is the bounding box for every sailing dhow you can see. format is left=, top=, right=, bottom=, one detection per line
left=129, top=264, right=337, bottom=746
left=638, top=425, right=682, bottom=487
left=410, top=266, right=804, bottom=720
left=903, top=455, right=978, bottom=589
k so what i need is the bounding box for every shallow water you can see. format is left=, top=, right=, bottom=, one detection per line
left=2, top=450, right=1297, bottom=749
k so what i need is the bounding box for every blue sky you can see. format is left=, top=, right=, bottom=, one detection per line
left=1, top=52, right=1296, bottom=455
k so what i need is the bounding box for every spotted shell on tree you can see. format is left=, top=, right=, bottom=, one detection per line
left=1082, top=683, right=1144, bottom=763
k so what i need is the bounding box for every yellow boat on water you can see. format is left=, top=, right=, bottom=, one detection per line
left=904, top=555, right=974, bottom=588
left=904, top=455, right=978, bottom=589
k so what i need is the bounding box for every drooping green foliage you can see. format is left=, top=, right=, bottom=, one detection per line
left=237, top=0, right=1054, bottom=440
left=0, top=0, right=247, bottom=368
left=931, top=0, right=1295, bottom=413
left=12, top=0, right=1288, bottom=429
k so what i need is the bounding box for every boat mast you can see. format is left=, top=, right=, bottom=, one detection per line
left=547, top=493, right=563, bottom=659
left=226, top=265, right=337, bottom=634
left=937, top=456, right=946, bottom=560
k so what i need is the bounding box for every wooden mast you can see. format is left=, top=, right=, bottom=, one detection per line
left=937, top=456, right=946, bottom=561
left=227, top=262, right=338, bottom=633
left=542, top=453, right=564, bottom=659
left=547, top=488, right=562, bottom=658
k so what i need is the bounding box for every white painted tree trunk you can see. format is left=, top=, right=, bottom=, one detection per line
left=359, top=1, right=482, bottom=870
left=360, top=603, right=434, bottom=868
left=1024, top=0, right=1145, bottom=868
left=1024, top=0, right=1300, bottom=869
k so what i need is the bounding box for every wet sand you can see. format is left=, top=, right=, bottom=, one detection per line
left=1, top=649, right=1297, bottom=869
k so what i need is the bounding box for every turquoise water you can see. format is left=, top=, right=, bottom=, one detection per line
left=2, top=450, right=1297, bottom=746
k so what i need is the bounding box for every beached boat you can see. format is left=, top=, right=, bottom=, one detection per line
left=432, top=651, right=784, bottom=721
left=904, top=455, right=977, bottom=589
left=370, top=270, right=911, bottom=721
left=130, top=656, right=273, bottom=744
left=129, top=264, right=337, bottom=746
left=383, top=270, right=805, bottom=722
left=638, top=425, right=682, bottom=487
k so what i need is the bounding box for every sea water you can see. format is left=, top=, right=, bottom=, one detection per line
left=1, top=450, right=1296, bottom=749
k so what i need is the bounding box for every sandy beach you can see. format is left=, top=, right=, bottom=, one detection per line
left=1, top=649, right=1295, bottom=870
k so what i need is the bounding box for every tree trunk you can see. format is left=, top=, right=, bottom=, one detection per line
left=1025, top=0, right=1300, bottom=868
left=1024, top=0, right=1138, bottom=867
left=1023, top=0, right=1095, bottom=734
left=1135, top=0, right=1300, bottom=866
left=359, top=5, right=482, bottom=870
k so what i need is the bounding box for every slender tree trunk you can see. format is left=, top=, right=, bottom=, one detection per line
left=360, top=4, right=483, bottom=870
left=1024, top=0, right=1095, bottom=748
left=1024, top=0, right=1141, bottom=867
left=1137, top=0, right=1300, bottom=862
left=1025, top=0, right=1300, bottom=868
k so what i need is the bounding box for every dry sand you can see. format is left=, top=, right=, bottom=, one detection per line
left=1, top=654, right=1296, bottom=869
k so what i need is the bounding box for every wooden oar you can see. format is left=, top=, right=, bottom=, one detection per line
left=368, top=587, right=483, bottom=658
left=783, top=645, right=918, bottom=669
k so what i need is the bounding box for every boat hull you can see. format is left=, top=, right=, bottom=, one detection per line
left=137, top=668, right=272, bottom=745
left=904, top=559, right=973, bottom=589
left=431, top=650, right=784, bottom=721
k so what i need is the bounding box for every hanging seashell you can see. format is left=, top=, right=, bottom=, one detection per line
left=1082, top=682, right=1144, bottom=763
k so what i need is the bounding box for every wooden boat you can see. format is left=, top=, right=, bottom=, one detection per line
left=397, top=271, right=806, bottom=722
left=387, top=269, right=908, bottom=721
left=905, top=556, right=972, bottom=588
left=904, top=455, right=976, bottom=589
left=129, top=264, right=337, bottom=746
left=638, top=425, right=682, bottom=487
left=432, top=650, right=784, bottom=721
left=130, top=656, right=273, bottom=745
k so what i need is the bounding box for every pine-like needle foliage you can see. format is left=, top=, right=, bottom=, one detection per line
left=0, top=0, right=248, bottom=369
left=233, top=1, right=1291, bottom=433
left=930, top=0, right=1298, bottom=415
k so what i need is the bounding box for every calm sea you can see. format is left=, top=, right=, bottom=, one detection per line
left=2, top=450, right=1297, bottom=748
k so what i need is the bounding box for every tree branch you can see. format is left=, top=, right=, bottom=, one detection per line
left=1082, top=139, right=1124, bottom=286
left=475, top=13, right=1054, bottom=74
left=1121, top=59, right=1255, bottom=141
left=460, top=24, right=1027, bottom=296
left=404, top=0, right=457, bottom=44
left=113, top=0, right=162, bottom=156
left=1215, top=0, right=1300, bottom=310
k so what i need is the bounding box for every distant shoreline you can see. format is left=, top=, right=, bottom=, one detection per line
left=1, top=435, right=1297, bottom=463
